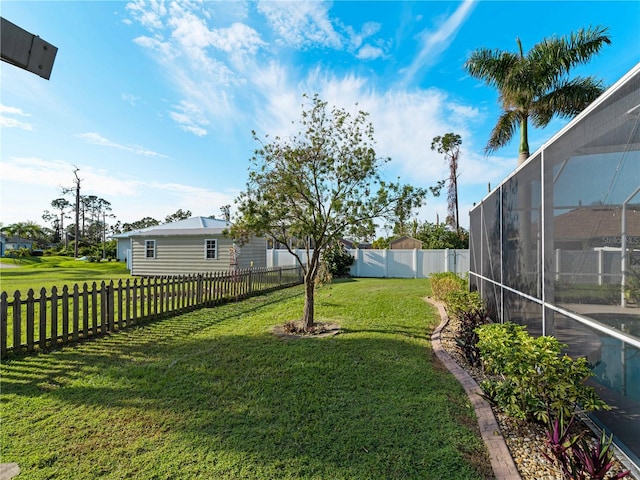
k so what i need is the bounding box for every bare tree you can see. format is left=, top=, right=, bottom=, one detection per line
left=431, top=133, right=462, bottom=234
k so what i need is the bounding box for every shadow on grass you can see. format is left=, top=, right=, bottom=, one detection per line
left=1, top=285, right=492, bottom=480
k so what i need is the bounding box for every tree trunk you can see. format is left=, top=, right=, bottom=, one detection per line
left=518, top=117, right=530, bottom=165
left=302, top=275, right=315, bottom=331
left=301, top=249, right=321, bottom=331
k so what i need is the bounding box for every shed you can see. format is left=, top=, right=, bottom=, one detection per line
left=389, top=236, right=423, bottom=250
left=123, top=217, right=267, bottom=276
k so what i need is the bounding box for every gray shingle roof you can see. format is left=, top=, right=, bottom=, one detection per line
left=118, top=217, right=230, bottom=237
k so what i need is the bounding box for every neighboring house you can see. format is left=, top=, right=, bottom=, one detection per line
left=553, top=205, right=640, bottom=250
left=0, top=234, right=5, bottom=257
left=121, top=216, right=267, bottom=276
left=339, top=238, right=372, bottom=250
left=3, top=236, right=34, bottom=254
left=112, top=229, right=141, bottom=262
left=389, top=236, right=423, bottom=250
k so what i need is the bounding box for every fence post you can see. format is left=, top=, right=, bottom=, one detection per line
left=11, top=291, right=21, bottom=353
left=384, top=249, right=388, bottom=278
left=108, top=281, right=115, bottom=332
left=444, top=248, right=450, bottom=273
left=82, top=283, right=89, bottom=337
left=72, top=285, right=80, bottom=342
left=39, top=288, right=47, bottom=350
left=62, top=285, right=69, bottom=344
left=51, top=287, right=58, bottom=347
left=100, top=281, right=107, bottom=333
left=26, top=289, right=35, bottom=352
left=0, top=292, right=6, bottom=357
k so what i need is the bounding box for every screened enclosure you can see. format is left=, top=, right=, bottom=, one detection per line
left=469, top=64, right=640, bottom=466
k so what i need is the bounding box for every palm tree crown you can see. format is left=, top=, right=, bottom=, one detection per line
left=465, top=26, right=611, bottom=164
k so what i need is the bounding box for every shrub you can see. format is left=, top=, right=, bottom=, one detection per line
left=444, top=289, right=483, bottom=319
left=454, top=308, right=490, bottom=367
left=624, top=270, right=640, bottom=304
left=430, top=272, right=466, bottom=302
left=543, top=415, right=630, bottom=480
left=476, top=322, right=609, bottom=423
left=321, top=242, right=354, bottom=277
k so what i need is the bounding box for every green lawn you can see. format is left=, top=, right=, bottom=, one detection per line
left=0, top=278, right=492, bottom=479
left=0, top=256, right=133, bottom=296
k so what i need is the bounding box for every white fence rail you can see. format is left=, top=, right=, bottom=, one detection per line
left=267, top=248, right=470, bottom=278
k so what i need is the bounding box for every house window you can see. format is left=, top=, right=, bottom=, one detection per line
left=145, top=240, right=156, bottom=259
left=205, top=239, right=217, bottom=259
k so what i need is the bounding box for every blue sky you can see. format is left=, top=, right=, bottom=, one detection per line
left=1, top=1, right=639, bottom=233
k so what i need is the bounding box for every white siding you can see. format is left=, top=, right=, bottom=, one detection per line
left=131, top=235, right=236, bottom=276
left=237, top=236, right=267, bottom=268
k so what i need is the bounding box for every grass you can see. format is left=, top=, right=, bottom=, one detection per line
left=0, top=278, right=492, bottom=479
left=0, top=256, right=134, bottom=296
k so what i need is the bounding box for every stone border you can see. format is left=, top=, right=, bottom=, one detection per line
left=427, top=298, right=522, bottom=480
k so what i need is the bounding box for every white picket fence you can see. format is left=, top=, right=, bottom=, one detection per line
left=267, top=248, right=470, bottom=278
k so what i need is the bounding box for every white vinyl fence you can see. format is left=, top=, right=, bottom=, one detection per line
left=267, top=249, right=470, bottom=278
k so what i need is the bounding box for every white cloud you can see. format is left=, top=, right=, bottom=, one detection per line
left=0, top=104, right=34, bottom=130
left=133, top=34, right=179, bottom=60
left=257, top=1, right=342, bottom=49
left=0, top=156, right=238, bottom=224
left=168, top=101, right=210, bottom=137
left=357, top=44, right=384, bottom=60
left=402, top=0, right=476, bottom=83
left=78, top=132, right=169, bottom=158
left=345, top=21, right=381, bottom=50
left=121, top=93, right=140, bottom=106
left=209, top=22, right=265, bottom=55
left=126, top=0, right=167, bottom=30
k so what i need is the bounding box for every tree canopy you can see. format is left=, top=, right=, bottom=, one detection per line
left=465, top=26, right=611, bottom=164
left=232, top=94, right=427, bottom=329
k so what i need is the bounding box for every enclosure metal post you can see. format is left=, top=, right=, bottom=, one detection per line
left=621, top=186, right=640, bottom=307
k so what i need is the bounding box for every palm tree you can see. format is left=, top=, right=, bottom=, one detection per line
left=465, top=26, right=611, bottom=164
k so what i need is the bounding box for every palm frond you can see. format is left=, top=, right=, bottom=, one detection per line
left=465, top=49, right=519, bottom=89
left=531, top=76, right=606, bottom=127
left=529, top=25, right=611, bottom=81
left=486, top=109, right=520, bottom=154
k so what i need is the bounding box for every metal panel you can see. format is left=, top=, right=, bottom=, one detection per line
left=1, top=17, right=58, bottom=80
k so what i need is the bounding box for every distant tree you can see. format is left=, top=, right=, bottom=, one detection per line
left=431, top=133, right=462, bottom=234
left=415, top=221, right=469, bottom=249
left=465, top=26, right=611, bottom=164
left=43, top=197, right=71, bottom=245
left=165, top=209, right=192, bottom=223
left=41, top=211, right=61, bottom=243
left=371, top=237, right=390, bottom=249
left=122, top=217, right=160, bottom=232
left=232, top=94, right=427, bottom=331
left=60, top=167, right=82, bottom=257
left=220, top=205, right=231, bottom=222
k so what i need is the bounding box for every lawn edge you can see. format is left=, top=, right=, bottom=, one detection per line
left=427, top=297, right=522, bottom=480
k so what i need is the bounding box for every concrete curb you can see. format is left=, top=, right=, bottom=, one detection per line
left=427, top=298, right=522, bottom=480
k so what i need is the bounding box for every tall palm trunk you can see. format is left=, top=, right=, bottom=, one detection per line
left=518, top=116, right=529, bottom=165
